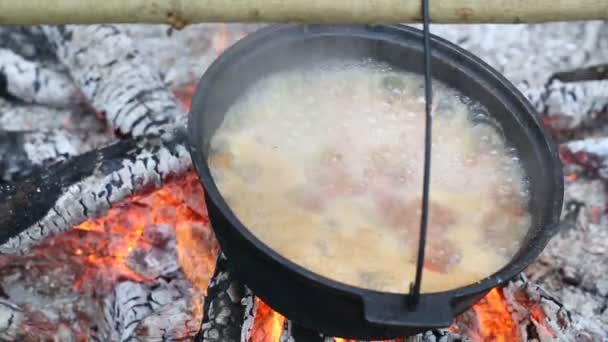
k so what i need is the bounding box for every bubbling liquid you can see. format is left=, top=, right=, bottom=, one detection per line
left=208, top=60, right=531, bottom=293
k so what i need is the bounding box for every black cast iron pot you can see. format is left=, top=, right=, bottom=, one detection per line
left=188, top=24, right=564, bottom=339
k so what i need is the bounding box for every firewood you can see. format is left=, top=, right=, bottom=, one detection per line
left=0, top=0, right=607, bottom=25
left=0, top=129, right=91, bottom=181
left=0, top=98, right=108, bottom=182
left=0, top=127, right=191, bottom=254
left=0, top=48, right=80, bottom=107
left=104, top=279, right=199, bottom=341
left=196, top=253, right=247, bottom=342
left=525, top=179, right=608, bottom=340
left=0, top=221, right=201, bottom=341
left=559, top=137, right=608, bottom=178
left=522, top=79, right=608, bottom=132
left=41, top=25, right=186, bottom=136
left=0, top=26, right=55, bottom=61
left=0, top=97, right=97, bottom=132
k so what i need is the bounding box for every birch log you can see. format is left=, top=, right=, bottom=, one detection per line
left=0, top=0, right=607, bottom=25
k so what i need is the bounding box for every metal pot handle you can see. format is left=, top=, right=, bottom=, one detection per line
left=362, top=293, right=453, bottom=328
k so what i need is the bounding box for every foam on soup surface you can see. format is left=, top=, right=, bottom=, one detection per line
left=208, top=60, right=530, bottom=293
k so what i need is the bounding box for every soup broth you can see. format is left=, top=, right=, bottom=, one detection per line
left=208, top=60, right=530, bottom=293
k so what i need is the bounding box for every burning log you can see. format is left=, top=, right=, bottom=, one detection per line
left=41, top=24, right=186, bottom=136
left=0, top=23, right=189, bottom=179
left=522, top=79, right=608, bottom=133
left=0, top=26, right=52, bottom=60
left=559, top=137, right=608, bottom=178
left=0, top=173, right=214, bottom=341
left=0, top=98, right=109, bottom=181
left=525, top=179, right=608, bottom=340
left=199, top=253, right=589, bottom=341
left=0, top=129, right=91, bottom=181
left=0, top=127, right=191, bottom=254
left=0, top=97, right=108, bottom=181
left=429, top=22, right=608, bottom=86
left=196, top=253, right=248, bottom=342
left=0, top=97, right=99, bottom=132
left=551, top=63, right=608, bottom=83
left=426, top=22, right=608, bottom=135
left=0, top=22, right=606, bottom=341
left=105, top=278, right=201, bottom=341
left=0, top=47, right=80, bottom=107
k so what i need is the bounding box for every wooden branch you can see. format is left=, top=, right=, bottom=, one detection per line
left=0, top=0, right=606, bottom=25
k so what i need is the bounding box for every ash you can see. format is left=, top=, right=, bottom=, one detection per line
left=0, top=172, right=214, bottom=341
left=0, top=22, right=607, bottom=341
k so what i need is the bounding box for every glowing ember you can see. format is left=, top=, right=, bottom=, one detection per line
left=254, top=288, right=523, bottom=341
left=0, top=64, right=542, bottom=340
left=249, top=299, right=286, bottom=342
left=471, top=288, right=519, bottom=341
left=173, top=83, right=196, bottom=111
left=334, top=336, right=407, bottom=341
left=13, top=171, right=218, bottom=295
left=172, top=173, right=220, bottom=292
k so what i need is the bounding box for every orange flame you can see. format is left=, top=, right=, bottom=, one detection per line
left=471, top=288, right=519, bottom=341
left=565, top=173, right=578, bottom=182
left=56, top=172, right=217, bottom=294
left=173, top=84, right=196, bottom=112
left=249, top=299, right=286, bottom=342
left=266, top=289, right=525, bottom=341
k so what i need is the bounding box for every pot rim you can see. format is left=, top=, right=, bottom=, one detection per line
left=188, top=23, right=564, bottom=307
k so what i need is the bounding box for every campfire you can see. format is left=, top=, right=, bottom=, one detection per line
left=0, top=167, right=570, bottom=341
left=1, top=22, right=607, bottom=341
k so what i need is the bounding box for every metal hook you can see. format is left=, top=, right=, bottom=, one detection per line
left=408, top=0, right=433, bottom=308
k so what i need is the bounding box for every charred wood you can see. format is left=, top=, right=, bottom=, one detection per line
left=0, top=127, right=191, bottom=254
left=0, top=97, right=109, bottom=182
left=521, top=79, right=608, bottom=133
left=41, top=25, right=186, bottom=136
left=0, top=299, right=23, bottom=341
left=0, top=218, right=203, bottom=341
left=526, top=179, right=608, bottom=339
left=550, top=63, right=608, bottom=83
left=0, top=97, right=100, bottom=132
left=197, top=256, right=590, bottom=341
left=559, top=137, right=608, bottom=178
left=289, top=323, right=326, bottom=342
left=0, top=47, right=81, bottom=107
left=428, top=22, right=608, bottom=87
left=104, top=278, right=200, bottom=342
left=0, top=128, right=90, bottom=181
left=0, top=26, right=57, bottom=63
left=196, top=253, right=247, bottom=342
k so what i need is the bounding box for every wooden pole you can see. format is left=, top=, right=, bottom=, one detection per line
left=0, top=0, right=606, bottom=25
